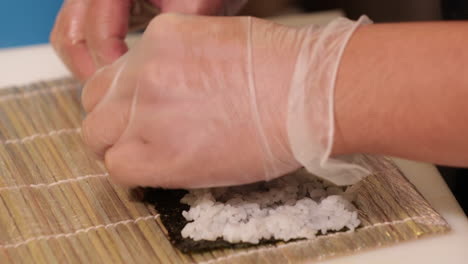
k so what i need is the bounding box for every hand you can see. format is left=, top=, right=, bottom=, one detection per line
left=82, top=14, right=370, bottom=189
left=50, top=0, right=247, bottom=82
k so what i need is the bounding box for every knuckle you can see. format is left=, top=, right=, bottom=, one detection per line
left=54, top=30, right=83, bottom=54
left=50, top=34, right=70, bottom=55
left=81, top=74, right=99, bottom=112
left=82, top=112, right=108, bottom=152
left=82, top=114, right=105, bottom=155
left=51, top=39, right=75, bottom=59
left=154, top=12, right=181, bottom=22
left=81, top=66, right=111, bottom=112
left=81, top=117, right=93, bottom=149
left=147, top=13, right=183, bottom=33
left=106, top=163, right=126, bottom=185
left=107, top=170, right=130, bottom=186
left=139, top=62, right=158, bottom=85
left=60, top=37, right=77, bottom=53
left=81, top=85, right=94, bottom=113
left=105, top=150, right=133, bottom=186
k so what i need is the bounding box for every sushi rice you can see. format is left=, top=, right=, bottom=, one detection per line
left=180, top=170, right=360, bottom=244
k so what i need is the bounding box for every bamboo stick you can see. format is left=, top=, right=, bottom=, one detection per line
left=0, top=78, right=449, bottom=263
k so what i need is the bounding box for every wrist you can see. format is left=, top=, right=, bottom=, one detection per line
left=286, top=16, right=372, bottom=185
left=250, top=18, right=304, bottom=173
left=332, top=25, right=374, bottom=157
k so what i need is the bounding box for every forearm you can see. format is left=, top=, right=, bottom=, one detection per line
left=334, top=22, right=468, bottom=167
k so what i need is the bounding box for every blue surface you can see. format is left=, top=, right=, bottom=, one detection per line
left=0, top=0, right=63, bottom=48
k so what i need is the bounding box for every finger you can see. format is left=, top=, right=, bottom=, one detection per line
left=82, top=65, right=115, bottom=113
left=82, top=53, right=130, bottom=113
left=82, top=100, right=130, bottom=158
left=51, top=0, right=95, bottom=81
left=85, top=0, right=131, bottom=68
left=104, top=140, right=163, bottom=187
left=61, top=43, right=96, bottom=82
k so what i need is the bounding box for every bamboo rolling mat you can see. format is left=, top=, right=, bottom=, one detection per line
left=0, top=78, right=449, bottom=263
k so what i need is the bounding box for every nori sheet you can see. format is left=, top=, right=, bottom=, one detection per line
left=138, top=187, right=288, bottom=253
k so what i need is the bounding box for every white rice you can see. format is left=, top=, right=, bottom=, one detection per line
left=180, top=170, right=360, bottom=244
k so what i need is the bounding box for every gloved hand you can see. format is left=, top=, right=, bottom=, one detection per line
left=50, top=0, right=247, bottom=82
left=82, top=14, right=371, bottom=188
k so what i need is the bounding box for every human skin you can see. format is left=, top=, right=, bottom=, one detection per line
left=50, top=0, right=245, bottom=82
left=81, top=15, right=468, bottom=188
left=334, top=21, right=468, bottom=167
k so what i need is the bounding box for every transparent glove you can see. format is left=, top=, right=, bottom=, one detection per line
left=82, top=14, right=371, bottom=188
left=50, top=0, right=246, bottom=82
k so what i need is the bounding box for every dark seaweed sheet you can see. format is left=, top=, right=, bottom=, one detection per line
left=138, top=187, right=288, bottom=253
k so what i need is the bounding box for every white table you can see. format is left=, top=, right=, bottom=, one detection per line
left=1, top=12, right=468, bottom=264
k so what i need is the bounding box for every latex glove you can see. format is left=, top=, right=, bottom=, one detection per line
left=82, top=14, right=371, bottom=188
left=50, top=0, right=247, bottom=82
